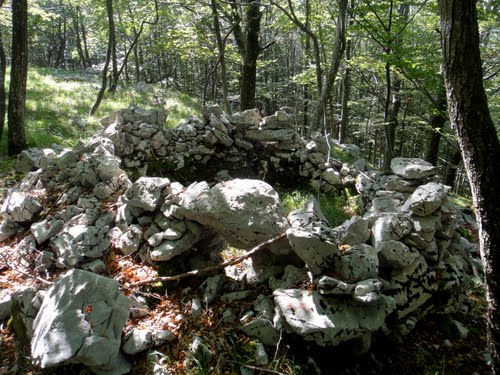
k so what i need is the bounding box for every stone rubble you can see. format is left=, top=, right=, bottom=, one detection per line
left=0, top=102, right=478, bottom=373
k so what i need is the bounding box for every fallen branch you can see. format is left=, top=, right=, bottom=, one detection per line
left=0, top=253, right=53, bottom=286
left=127, top=232, right=287, bottom=288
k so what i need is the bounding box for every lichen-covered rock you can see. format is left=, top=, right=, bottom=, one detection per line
left=124, top=177, right=171, bottom=211
left=1, top=189, right=43, bottom=222
left=386, top=255, right=437, bottom=319
left=178, top=179, right=289, bottom=249
left=316, top=276, right=354, bottom=295
left=333, top=216, right=370, bottom=246
left=402, top=182, right=449, bottom=216
left=274, top=289, right=396, bottom=346
left=378, top=240, right=420, bottom=269
left=31, top=269, right=130, bottom=370
left=370, top=213, right=413, bottom=248
left=391, top=157, right=436, bottom=179
left=241, top=318, right=280, bottom=346
left=333, top=244, right=379, bottom=282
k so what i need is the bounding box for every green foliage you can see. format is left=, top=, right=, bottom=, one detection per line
left=281, top=189, right=351, bottom=227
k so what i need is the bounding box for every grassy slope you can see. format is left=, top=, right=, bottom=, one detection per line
left=0, top=67, right=200, bottom=156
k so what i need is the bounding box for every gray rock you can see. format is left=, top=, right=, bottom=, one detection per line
left=0, top=294, right=12, bottom=321
left=125, top=177, right=171, bottom=211
left=241, top=318, right=280, bottom=346
left=334, top=244, right=379, bottom=282
left=245, top=128, right=296, bottom=142
left=31, top=218, right=64, bottom=244
left=370, top=213, right=413, bottom=248
left=387, top=255, right=437, bottom=319
left=316, top=276, right=355, bottom=295
left=31, top=269, right=130, bottom=369
left=0, top=219, right=21, bottom=241
left=153, top=330, right=176, bottom=346
left=122, top=329, right=154, bottom=355
left=129, top=295, right=150, bottom=319
left=391, top=157, right=437, bottom=179
left=322, top=168, right=342, bottom=186
left=402, top=182, right=449, bottom=216
left=253, top=295, right=275, bottom=321
left=179, top=179, right=289, bottom=249
left=1, top=189, right=43, bottom=222
left=202, top=275, right=224, bottom=304
left=274, top=288, right=396, bottom=346
left=255, top=341, right=269, bottom=365
left=185, top=336, right=212, bottom=368
left=191, top=298, right=202, bottom=321
left=81, top=259, right=107, bottom=274
left=333, top=216, right=370, bottom=246
left=109, top=224, right=142, bottom=255
left=353, top=278, right=383, bottom=304
left=286, top=197, right=337, bottom=274
left=149, top=225, right=203, bottom=262
left=378, top=240, right=420, bottom=269
left=268, top=265, right=308, bottom=290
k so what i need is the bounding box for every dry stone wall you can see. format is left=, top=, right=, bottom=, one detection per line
left=0, top=107, right=479, bottom=374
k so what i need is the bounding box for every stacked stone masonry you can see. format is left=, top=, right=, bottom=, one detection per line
left=0, top=107, right=479, bottom=374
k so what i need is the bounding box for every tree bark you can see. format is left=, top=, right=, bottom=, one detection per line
left=424, top=91, right=447, bottom=165
left=315, top=0, right=347, bottom=132
left=7, top=0, right=29, bottom=156
left=73, top=5, right=86, bottom=69
left=90, top=0, right=114, bottom=115
left=211, top=0, right=230, bottom=113
left=439, top=1, right=500, bottom=373
left=240, top=0, right=262, bottom=110
left=0, top=0, right=6, bottom=141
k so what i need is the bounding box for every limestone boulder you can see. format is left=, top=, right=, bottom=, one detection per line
left=178, top=179, right=289, bottom=249
left=286, top=197, right=337, bottom=274
left=1, top=189, right=43, bottom=222
left=370, top=213, right=413, bottom=248
left=402, top=182, right=449, bottom=216
left=274, top=289, right=396, bottom=346
left=378, top=240, right=420, bottom=269
left=31, top=269, right=130, bottom=371
left=124, top=177, right=171, bottom=212
left=332, top=216, right=370, bottom=246
left=391, top=157, right=436, bottom=179
left=333, top=244, right=379, bottom=282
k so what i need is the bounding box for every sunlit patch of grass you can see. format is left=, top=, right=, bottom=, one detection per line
left=448, top=193, right=473, bottom=209
left=280, top=189, right=352, bottom=228
left=281, top=190, right=310, bottom=215
left=162, top=89, right=201, bottom=127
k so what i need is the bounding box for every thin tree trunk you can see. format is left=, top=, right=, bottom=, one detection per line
left=74, top=5, right=86, bottom=69
left=315, top=0, right=347, bottom=131
left=7, top=0, right=29, bottom=156
left=211, top=0, right=230, bottom=113
left=0, top=0, right=6, bottom=141
left=108, top=0, right=118, bottom=93
left=80, top=12, right=91, bottom=67
left=439, top=1, right=500, bottom=373
left=90, top=0, right=114, bottom=115
left=424, top=91, right=447, bottom=165
left=239, top=0, right=262, bottom=110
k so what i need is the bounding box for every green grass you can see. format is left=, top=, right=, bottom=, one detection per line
left=281, top=189, right=352, bottom=227
left=0, top=67, right=201, bottom=159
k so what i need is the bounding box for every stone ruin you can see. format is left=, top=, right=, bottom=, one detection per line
left=0, top=106, right=480, bottom=374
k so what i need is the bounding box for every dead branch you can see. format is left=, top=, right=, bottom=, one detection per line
left=127, top=232, right=287, bottom=288
left=0, top=253, right=53, bottom=286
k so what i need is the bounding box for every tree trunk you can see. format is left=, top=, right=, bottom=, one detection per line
left=239, top=0, right=262, bottom=110
left=424, top=91, right=447, bottom=165
left=108, top=0, right=118, bottom=93
left=443, top=146, right=461, bottom=189
left=439, top=1, right=500, bottom=373
left=339, top=38, right=351, bottom=144
left=315, top=0, right=347, bottom=131
left=80, top=12, right=91, bottom=67
left=74, top=5, right=86, bottom=69
left=90, top=0, right=114, bottom=115
left=0, top=0, right=6, bottom=141
left=211, top=0, right=230, bottom=113
left=7, top=0, right=29, bottom=155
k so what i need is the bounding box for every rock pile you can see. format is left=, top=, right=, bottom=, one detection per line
left=0, top=105, right=478, bottom=374
left=96, top=105, right=347, bottom=191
